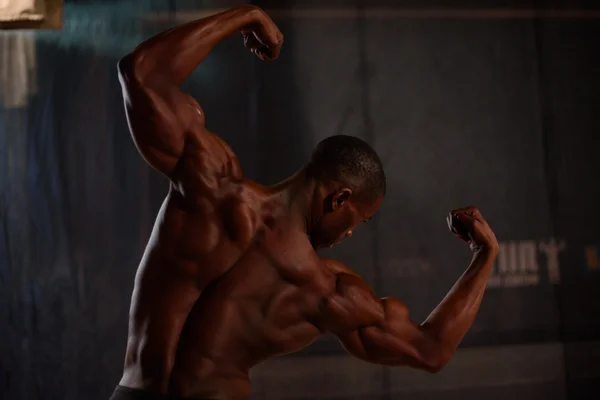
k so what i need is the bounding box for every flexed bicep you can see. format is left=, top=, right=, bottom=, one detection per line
left=118, top=56, right=241, bottom=193
left=118, top=56, right=199, bottom=176
left=322, top=259, right=450, bottom=373
left=117, top=6, right=277, bottom=194
left=336, top=298, right=449, bottom=373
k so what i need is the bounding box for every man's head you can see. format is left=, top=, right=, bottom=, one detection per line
left=306, top=135, right=386, bottom=249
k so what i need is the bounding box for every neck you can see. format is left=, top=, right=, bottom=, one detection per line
left=269, top=166, right=320, bottom=234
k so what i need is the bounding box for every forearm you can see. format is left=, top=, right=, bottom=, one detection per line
left=121, top=5, right=260, bottom=86
left=338, top=208, right=498, bottom=372
left=335, top=248, right=496, bottom=372
left=421, top=247, right=497, bottom=355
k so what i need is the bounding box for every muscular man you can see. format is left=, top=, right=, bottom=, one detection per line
left=111, top=5, right=499, bottom=400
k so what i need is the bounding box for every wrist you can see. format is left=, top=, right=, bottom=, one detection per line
left=471, top=244, right=499, bottom=259
left=238, top=5, right=265, bottom=24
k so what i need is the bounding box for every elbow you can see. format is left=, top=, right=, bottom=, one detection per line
left=117, top=52, right=157, bottom=86
left=421, top=348, right=454, bottom=374
left=117, top=53, right=141, bottom=83
left=422, top=359, right=446, bottom=374
left=117, top=53, right=174, bottom=89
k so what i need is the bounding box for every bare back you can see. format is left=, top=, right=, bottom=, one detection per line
left=120, top=176, right=251, bottom=382
left=169, top=204, right=332, bottom=398
left=119, top=45, right=399, bottom=399
left=122, top=172, right=347, bottom=399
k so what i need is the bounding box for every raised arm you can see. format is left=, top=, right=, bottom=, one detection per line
left=116, top=5, right=282, bottom=187
left=323, top=206, right=499, bottom=373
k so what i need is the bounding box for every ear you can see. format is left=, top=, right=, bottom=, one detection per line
left=331, top=188, right=353, bottom=211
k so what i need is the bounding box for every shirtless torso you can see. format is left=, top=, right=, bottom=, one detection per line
left=115, top=5, right=499, bottom=400
left=122, top=183, right=376, bottom=399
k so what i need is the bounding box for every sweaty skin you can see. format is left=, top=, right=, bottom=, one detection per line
left=117, top=5, right=499, bottom=400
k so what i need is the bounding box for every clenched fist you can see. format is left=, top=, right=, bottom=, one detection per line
left=242, top=6, right=283, bottom=61
left=446, top=206, right=498, bottom=253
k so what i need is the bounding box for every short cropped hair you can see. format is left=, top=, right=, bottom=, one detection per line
left=308, top=135, right=386, bottom=202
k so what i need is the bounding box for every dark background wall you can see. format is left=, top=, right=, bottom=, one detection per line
left=1, top=1, right=599, bottom=399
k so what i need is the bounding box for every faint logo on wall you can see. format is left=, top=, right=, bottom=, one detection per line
left=585, top=246, right=599, bottom=271
left=488, top=238, right=565, bottom=288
